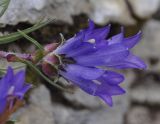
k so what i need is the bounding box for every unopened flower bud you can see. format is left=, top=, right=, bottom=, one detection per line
left=44, top=43, right=59, bottom=54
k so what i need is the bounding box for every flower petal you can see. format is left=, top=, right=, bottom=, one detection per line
left=108, top=32, right=124, bottom=45
left=0, top=98, right=6, bottom=114
left=15, top=83, right=32, bottom=99
left=0, top=67, right=14, bottom=97
left=13, top=70, right=25, bottom=91
left=112, top=53, right=147, bottom=69
left=55, top=32, right=84, bottom=54
left=88, top=19, right=95, bottom=30
left=60, top=70, right=98, bottom=95
left=98, top=71, right=124, bottom=85
left=60, top=69, right=125, bottom=106
left=64, top=64, right=105, bottom=80
left=75, top=50, right=129, bottom=67
left=99, top=94, right=113, bottom=107
left=122, top=31, right=142, bottom=49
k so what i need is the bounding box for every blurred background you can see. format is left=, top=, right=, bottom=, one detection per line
left=0, top=0, right=160, bottom=124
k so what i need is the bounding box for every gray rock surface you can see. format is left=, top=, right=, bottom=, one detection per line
left=126, top=106, right=152, bottom=124
left=1, top=0, right=160, bottom=25
left=64, top=88, right=102, bottom=109
left=16, top=85, right=55, bottom=124
left=126, top=106, right=160, bottom=124
left=52, top=95, right=128, bottom=124
left=89, top=0, right=136, bottom=25
left=0, top=0, right=91, bottom=25
left=0, top=0, right=153, bottom=26
left=130, top=80, right=160, bottom=104
left=15, top=83, right=130, bottom=124
left=128, top=0, right=160, bottom=18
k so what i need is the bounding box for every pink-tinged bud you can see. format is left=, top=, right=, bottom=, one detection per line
left=6, top=54, right=18, bottom=62
left=42, top=61, right=57, bottom=76
left=0, top=51, right=32, bottom=62
left=42, top=53, right=60, bottom=76
left=44, top=43, right=59, bottom=53
left=43, top=53, right=60, bottom=65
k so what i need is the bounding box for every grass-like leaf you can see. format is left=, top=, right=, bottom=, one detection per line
left=0, top=19, right=55, bottom=44
left=17, top=29, right=44, bottom=51
left=22, top=60, right=72, bottom=93
left=0, top=0, right=10, bottom=17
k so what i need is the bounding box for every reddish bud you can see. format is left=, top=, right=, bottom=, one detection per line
left=42, top=61, right=58, bottom=76
left=44, top=43, right=59, bottom=53
left=43, top=53, right=60, bottom=65
left=6, top=54, right=18, bottom=62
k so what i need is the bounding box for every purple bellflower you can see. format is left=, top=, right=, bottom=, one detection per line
left=46, top=20, right=146, bottom=106
left=0, top=20, right=146, bottom=107
left=0, top=66, right=31, bottom=121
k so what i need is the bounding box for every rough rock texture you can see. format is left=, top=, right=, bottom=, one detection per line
left=130, top=73, right=160, bottom=104
left=63, top=89, right=102, bottom=109
left=0, top=0, right=91, bottom=25
left=1, top=0, right=159, bottom=26
left=128, top=0, right=160, bottom=18
left=14, top=83, right=130, bottom=124
left=126, top=106, right=160, bottom=124
left=89, top=0, right=136, bottom=25
left=1, top=0, right=160, bottom=26
left=126, top=106, right=152, bottom=124
left=16, top=85, right=55, bottom=124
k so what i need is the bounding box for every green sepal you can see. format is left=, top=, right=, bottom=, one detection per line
left=20, top=59, right=72, bottom=93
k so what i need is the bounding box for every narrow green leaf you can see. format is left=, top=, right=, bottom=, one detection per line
left=17, top=29, right=44, bottom=51
left=0, top=19, right=55, bottom=44
left=6, top=120, right=17, bottom=124
left=22, top=60, right=72, bottom=93
left=0, top=0, right=10, bottom=17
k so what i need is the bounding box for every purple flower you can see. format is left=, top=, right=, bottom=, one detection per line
left=0, top=67, right=31, bottom=114
left=45, top=20, right=146, bottom=106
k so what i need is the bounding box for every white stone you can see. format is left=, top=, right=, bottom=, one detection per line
left=89, top=0, right=136, bottom=25
left=128, top=0, right=160, bottom=18
left=0, top=0, right=90, bottom=25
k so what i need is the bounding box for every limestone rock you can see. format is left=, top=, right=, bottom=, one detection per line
left=130, top=74, right=160, bottom=104
left=64, top=88, right=102, bottom=109
left=89, top=0, right=136, bottom=25
left=126, top=106, right=152, bottom=124
left=0, top=0, right=90, bottom=25
left=52, top=95, right=128, bottom=124
left=15, top=85, right=55, bottom=124
left=0, top=0, right=137, bottom=26
left=126, top=106, right=160, bottom=124
left=128, top=0, right=160, bottom=18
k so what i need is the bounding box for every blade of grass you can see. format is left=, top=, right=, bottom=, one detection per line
left=22, top=60, right=72, bottom=93
left=0, top=19, right=55, bottom=44
left=0, top=0, right=10, bottom=17
left=17, top=29, right=44, bottom=51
